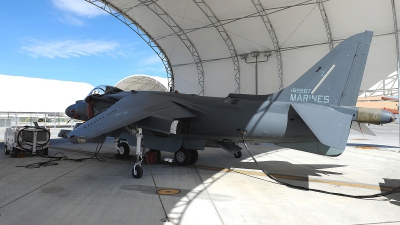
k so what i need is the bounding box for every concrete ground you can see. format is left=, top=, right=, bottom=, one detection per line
left=0, top=124, right=399, bottom=225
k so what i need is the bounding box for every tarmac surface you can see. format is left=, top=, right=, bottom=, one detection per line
left=0, top=124, right=399, bottom=225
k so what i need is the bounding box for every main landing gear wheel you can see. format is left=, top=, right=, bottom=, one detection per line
left=189, top=149, right=198, bottom=164
left=132, top=164, right=143, bottom=178
left=174, top=148, right=191, bottom=166
left=4, top=146, right=10, bottom=155
left=117, top=142, right=130, bottom=156
left=234, top=151, right=242, bottom=158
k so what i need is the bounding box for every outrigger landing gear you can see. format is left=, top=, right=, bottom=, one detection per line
left=234, top=151, right=242, bottom=158
left=126, top=126, right=144, bottom=179
left=114, top=138, right=131, bottom=158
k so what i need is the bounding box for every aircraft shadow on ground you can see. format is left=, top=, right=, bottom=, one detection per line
left=3, top=138, right=399, bottom=224
left=238, top=160, right=345, bottom=189
left=380, top=178, right=400, bottom=207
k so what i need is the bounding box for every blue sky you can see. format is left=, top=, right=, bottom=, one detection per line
left=0, top=0, right=166, bottom=87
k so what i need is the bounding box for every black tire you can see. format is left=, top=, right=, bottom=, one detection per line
left=234, top=151, right=242, bottom=158
left=42, top=147, right=49, bottom=156
left=4, top=146, right=10, bottom=155
left=132, top=165, right=143, bottom=179
left=11, top=148, right=19, bottom=158
left=174, top=148, right=191, bottom=166
left=117, top=142, right=130, bottom=156
left=188, top=149, right=198, bottom=164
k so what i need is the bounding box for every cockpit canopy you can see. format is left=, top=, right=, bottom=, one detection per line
left=87, top=85, right=123, bottom=96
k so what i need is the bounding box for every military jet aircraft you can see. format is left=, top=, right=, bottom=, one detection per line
left=66, top=31, right=394, bottom=178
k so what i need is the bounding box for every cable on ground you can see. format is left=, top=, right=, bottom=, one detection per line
left=241, top=133, right=400, bottom=199
left=16, top=142, right=105, bottom=169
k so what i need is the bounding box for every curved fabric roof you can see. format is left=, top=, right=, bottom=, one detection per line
left=87, top=0, right=399, bottom=97
left=115, top=74, right=168, bottom=92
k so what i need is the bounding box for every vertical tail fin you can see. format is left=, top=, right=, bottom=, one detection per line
left=274, top=31, right=373, bottom=106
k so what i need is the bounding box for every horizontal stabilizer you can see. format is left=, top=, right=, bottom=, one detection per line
left=275, top=141, right=344, bottom=157
left=291, top=103, right=352, bottom=150
left=350, top=121, right=376, bottom=136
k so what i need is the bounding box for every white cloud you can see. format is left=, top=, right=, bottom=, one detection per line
left=52, top=0, right=106, bottom=18
left=139, top=55, right=162, bottom=65
left=21, top=39, right=119, bottom=58
left=58, top=14, right=85, bottom=26
left=136, top=55, right=165, bottom=74
left=137, top=67, right=166, bottom=73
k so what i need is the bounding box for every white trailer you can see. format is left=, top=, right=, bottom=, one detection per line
left=4, top=125, right=50, bottom=157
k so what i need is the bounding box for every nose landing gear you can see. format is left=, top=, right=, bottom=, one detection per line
left=132, top=164, right=143, bottom=178
left=125, top=126, right=144, bottom=179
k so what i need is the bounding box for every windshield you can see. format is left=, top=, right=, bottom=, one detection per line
left=88, top=85, right=123, bottom=96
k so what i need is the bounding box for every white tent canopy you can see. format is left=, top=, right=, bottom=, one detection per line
left=361, top=71, right=399, bottom=97
left=115, top=74, right=168, bottom=92
left=86, top=0, right=400, bottom=97
left=0, top=74, right=94, bottom=112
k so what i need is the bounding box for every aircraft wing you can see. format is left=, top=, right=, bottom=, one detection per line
left=67, top=92, right=197, bottom=140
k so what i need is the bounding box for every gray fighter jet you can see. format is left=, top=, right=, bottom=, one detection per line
left=66, top=31, right=394, bottom=178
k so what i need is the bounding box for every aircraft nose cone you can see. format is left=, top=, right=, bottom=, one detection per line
left=65, top=105, right=74, bottom=118
left=381, top=110, right=395, bottom=124
left=65, top=101, right=89, bottom=121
